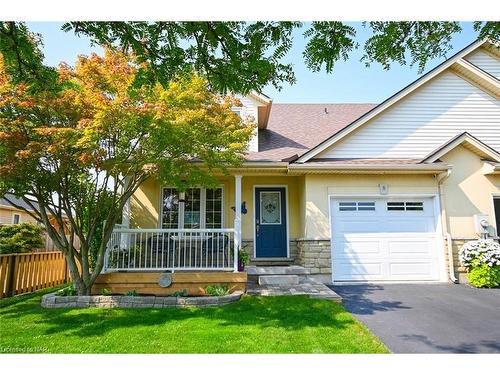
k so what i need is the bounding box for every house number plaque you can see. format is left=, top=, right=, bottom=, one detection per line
left=158, top=273, right=173, bottom=287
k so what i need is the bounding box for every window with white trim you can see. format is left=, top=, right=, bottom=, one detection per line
left=12, top=213, right=20, bottom=224
left=387, top=201, right=424, bottom=211
left=339, top=202, right=376, bottom=211
left=161, top=187, right=223, bottom=229
left=231, top=107, right=243, bottom=117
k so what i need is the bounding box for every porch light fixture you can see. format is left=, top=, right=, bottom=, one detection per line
left=231, top=201, right=248, bottom=215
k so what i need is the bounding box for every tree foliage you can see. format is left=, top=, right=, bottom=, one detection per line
left=0, top=50, right=253, bottom=294
left=0, top=223, right=44, bottom=254
left=1, top=21, right=498, bottom=94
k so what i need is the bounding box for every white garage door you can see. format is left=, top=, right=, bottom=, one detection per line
left=330, top=197, right=440, bottom=282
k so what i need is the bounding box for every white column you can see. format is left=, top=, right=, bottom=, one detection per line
left=122, top=198, right=131, bottom=228
left=234, top=175, right=242, bottom=271
left=120, top=176, right=131, bottom=251
left=121, top=176, right=131, bottom=228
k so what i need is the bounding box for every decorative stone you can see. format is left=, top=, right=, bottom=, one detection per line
left=158, top=273, right=173, bottom=287
left=163, top=297, right=177, bottom=305
left=41, top=291, right=242, bottom=308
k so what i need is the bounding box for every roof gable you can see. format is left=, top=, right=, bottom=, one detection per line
left=296, top=39, right=499, bottom=163
left=421, top=132, right=500, bottom=163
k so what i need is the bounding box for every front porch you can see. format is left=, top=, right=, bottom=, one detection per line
left=108, top=171, right=304, bottom=269
left=97, top=172, right=304, bottom=295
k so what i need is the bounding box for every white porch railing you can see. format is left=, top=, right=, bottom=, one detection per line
left=103, top=228, right=237, bottom=272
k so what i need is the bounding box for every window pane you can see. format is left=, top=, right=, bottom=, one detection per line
left=260, top=192, right=281, bottom=224
left=162, top=188, right=179, bottom=229
left=406, top=202, right=424, bottom=211
left=387, top=201, right=424, bottom=211
left=339, top=202, right=357, bottom=211
left=387, top=202, right=405, bottom=211
left=205, top=188, right=223, bottom=229
left=358, top=202, right=375, bottom=211
left=184, top=188, right=201, bottom=229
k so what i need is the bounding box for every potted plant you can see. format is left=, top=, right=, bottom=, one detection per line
left=238, top=249, right=249, bottom=272
left=459, top=239, right=500, bottom=288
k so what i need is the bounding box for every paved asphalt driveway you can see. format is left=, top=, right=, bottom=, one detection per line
left=331, top=283, right=500, bottom=353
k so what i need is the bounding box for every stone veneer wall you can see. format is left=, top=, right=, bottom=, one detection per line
left=296, top=239, right=331, bottom=276
left=450, top=238, right=475, bottom=283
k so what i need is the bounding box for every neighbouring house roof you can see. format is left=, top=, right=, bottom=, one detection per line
left=294, top=38, right=499, bottom=163
left=420, top=132, right=500, bottom=163
left=0, top=193, right=39, bottom=212
left=245, top=103, right=376, bottom=161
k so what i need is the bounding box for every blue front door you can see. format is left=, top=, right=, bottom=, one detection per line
left=255, top=187, right=287, bottom=258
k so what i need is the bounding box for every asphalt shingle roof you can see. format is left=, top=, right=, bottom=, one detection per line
left=0, top=193, right=39, bottom=211
left=245, top=103, right=377, bottom=161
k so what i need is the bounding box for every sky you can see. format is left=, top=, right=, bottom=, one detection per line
left=27, top=22, right=479, bottom=104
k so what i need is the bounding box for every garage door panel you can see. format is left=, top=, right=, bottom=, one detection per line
left=337, top=219, right=435, bottom=234
left=388, top=239, right=434, bottom=255
left=335, top=261, right=384, bottom=280
left=383, top=219, right=434, bottom=233
left=336, top=219, right=381, bottom=233
left=330, top=197, right=440, bottom=282
left=389, top=262, right=438, bottom=279
left=334, top=239, right=382, bottom=256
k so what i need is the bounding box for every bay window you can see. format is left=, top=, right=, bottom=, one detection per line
left=161, top=187, right=223, bottom=229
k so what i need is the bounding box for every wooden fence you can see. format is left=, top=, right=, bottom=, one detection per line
left=43, top=232, right=81, bottom=252
left=0, top=251, right=70, bottom=298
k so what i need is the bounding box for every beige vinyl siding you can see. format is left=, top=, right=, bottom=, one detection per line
left=236, top=95, right=260, bottom=152
left=0, top=207, right=37, bottom=225
left=465, top=49, right=500, bottom=79
left=317, top=71, right=500, bottom=159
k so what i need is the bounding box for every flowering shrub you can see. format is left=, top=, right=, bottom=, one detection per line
left=459, top=240, right=500, bottom=288
left=459, top=240, right=500, bottom=268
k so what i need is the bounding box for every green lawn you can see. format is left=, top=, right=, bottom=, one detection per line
left=0, top=288, right=388, bottom=354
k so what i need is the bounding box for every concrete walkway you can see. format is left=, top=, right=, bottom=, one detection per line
left=331, top=283, right=500, bottom=353
left=247, top=278, right=342, bottom=301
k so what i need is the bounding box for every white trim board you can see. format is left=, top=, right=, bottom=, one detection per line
left=421, top=132, right=500, bottom=163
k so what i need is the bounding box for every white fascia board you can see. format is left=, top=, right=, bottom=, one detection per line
left=421, top=133, right=500, bottom=163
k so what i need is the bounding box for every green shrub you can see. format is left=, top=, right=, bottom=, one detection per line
left=238, top=250, right=249, bottom=266
left=172, top=289, right=188, bottom=297
left=467, top=264, right=500, bottom=288
left=56, top=284, right=77, bottom=296
left=205, top=284, right=230, bottom=296
left=101, top=288, right=112, bottom=295
left=0, top=223, right=44, bottom=254
left=126, top=290, right=138, bottom=296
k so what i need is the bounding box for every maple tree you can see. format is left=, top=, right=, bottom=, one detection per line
left=0, top=50, right=253, bottom=294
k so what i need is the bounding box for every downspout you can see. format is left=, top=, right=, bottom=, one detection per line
left=437, top=169, right=458, bottom=283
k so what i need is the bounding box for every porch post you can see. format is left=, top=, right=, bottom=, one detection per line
left=234, top=175, right=242, bottom=272
left=120, top=176, right=131, bottom=251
